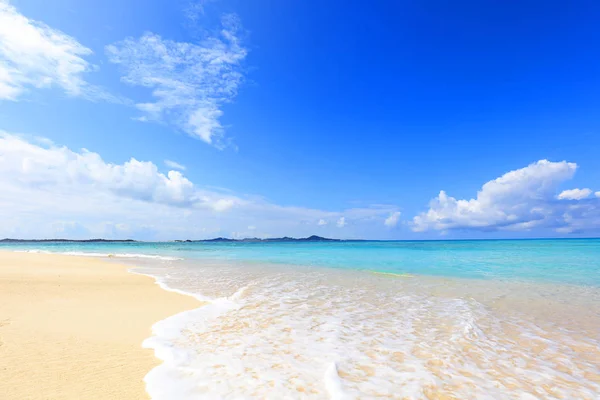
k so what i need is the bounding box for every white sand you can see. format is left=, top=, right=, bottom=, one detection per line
left=0, top=251, right=199, bottom=399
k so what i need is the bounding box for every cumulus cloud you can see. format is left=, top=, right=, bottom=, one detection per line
left=318, top=219, right=327, bottom=226
left=0, top=131, right=236, bottom=210
left=0, top=131, right=398, bottom=240
left=412, top=160, right=600, bottom=234
left=557, top=188, right=592, bottom=200
left=0, top=1, right=119, bottom=102
left=106, top=14, right=247, bottom=147
left=165, top=159, right=186, bottom=171
left=384, top=211, right=401, bottom=227
left=337, top=217, right=346, bottom=228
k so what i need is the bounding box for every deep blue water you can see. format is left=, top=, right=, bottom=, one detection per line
left=3, top=239, right=600, bottom=286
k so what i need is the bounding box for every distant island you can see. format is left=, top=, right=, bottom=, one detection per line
left=175, top=235, right=341, bottom=243
left=0, top=236, right=340, bottom=243
left=0, top=239, right=137, bottom=243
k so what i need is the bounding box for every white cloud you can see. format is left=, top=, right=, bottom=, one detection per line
left=557, top=188, right=592, bottom=200
left=317, top=219, right=327, bottom=226
left=412, top=160, right=600, bottom=234
left=106, top=14, right=247, bottom=147
left=337, top=217, right=346, bottom=228
left=596, top=191, right=600, bottom=198
left=0, top=131, right=398, bottom=240
left=184, top=0, right=216, bottom=22
left=164, top=159, right=186, bottom=171
left=0, top=131, right=235, bottom=211
left=0, top=1, right=118, bottom=102
left=384, top=211, right=401, bottom=227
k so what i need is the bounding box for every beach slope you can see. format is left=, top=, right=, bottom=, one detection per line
left=0, top=251, right=198, bottom=399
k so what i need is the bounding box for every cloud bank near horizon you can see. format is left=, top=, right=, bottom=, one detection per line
left=0, top=132, right=398, bottom=240
left=412, top=160, right=600, bottom=234
left=2, top=131, right=598, bottom=240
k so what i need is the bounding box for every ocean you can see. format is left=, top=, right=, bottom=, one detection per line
left=3, top=239, right=600, bottom=399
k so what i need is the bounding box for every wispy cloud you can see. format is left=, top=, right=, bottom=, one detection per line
left=0, top=0, right=122, bottom=103
left=318, top=219, right=327, bottom=226
left=164, top=159, right=186, bottom=171
left=412, top=160, right=600, bottom=234
left=184, top=0, right=216, bottom=22
left=0, top=0, right=242, bottom=138
left=106, top=14, right=248, bottom=148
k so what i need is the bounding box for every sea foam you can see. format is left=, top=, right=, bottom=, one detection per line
left=137, top=270, right=249, bottom=399
left=13, top=249, right=182, bottom=261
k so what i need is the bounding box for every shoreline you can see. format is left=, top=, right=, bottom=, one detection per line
left=2, top=249, right=599, bottom=398
left=0, top=251, right=199, bottom=400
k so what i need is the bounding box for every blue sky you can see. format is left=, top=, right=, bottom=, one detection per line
left=1, top=0, right=600, bottom=240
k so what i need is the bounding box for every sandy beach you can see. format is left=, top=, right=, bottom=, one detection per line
left=0, top=251, right=199, bottom=400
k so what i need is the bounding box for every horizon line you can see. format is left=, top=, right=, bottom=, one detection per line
left=2, top=236, right=600, bottom=243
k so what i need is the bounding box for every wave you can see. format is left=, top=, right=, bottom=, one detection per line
left=13, top=249, right=182, bottom=261
left=133, top=269, right=249, bottom=400
left=369, top=270, right=413, bottom=278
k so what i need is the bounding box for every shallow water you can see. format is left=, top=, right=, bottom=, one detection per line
left=132, top=258, right=600, bottom=400
left=5, top=239, right=600, bottom=286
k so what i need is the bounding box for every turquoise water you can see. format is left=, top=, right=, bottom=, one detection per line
left=3, top=238, right=600, bottom=286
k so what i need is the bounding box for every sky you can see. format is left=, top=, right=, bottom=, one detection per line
left=1, top=0, right=600, bottom=240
